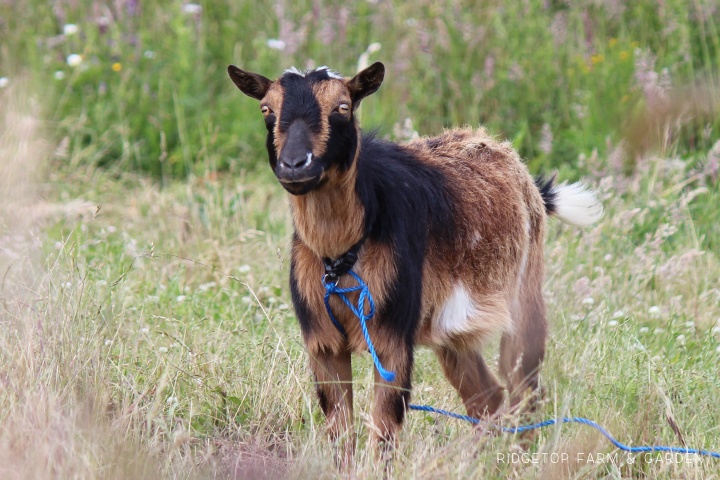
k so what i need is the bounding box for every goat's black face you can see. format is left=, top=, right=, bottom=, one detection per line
left=228, top=62, right=385, bottom=195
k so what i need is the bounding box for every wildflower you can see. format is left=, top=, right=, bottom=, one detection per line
left=112, top=63, right=122, bottom=72
left=144, top=50, right=156, bottom=59
left=608, top=320, right=618, bottom=327
left=279, top=303, right=289, bottom=310
left=716, top=346, right=720, bottom=354
left=639, top=327, right=649, bottom=333
left=684, top=321, right=695, bottom=329
left=612, top=310, right=624, bottom=319
left=147, top=295, right=159, bottom=303
left=676, top=334, right=686, bottom=345
left=267, top=297, right=278, bottom=304
left=198, top=281, right=216, bottom=293
left=267, top=39, right=286, bottom=51
left=423, top=386, right=434, bottom=392
left=176, top=295, right=186, bottom=303
left=67, top=54, right=83, bottom=67
left=711, top=326, right=720, bottom=335
left=140, top=327, right=149, bottom=334
left=0, top=77, right=9, bottom=88
left=241, top=296, right=251, bottom=304
left=166, top=396, right=178, bottom=404
left=183, top=3, right=201, bottom=14
left=604, top=254, right=613, bottom=261
left=63, top=24, right=78, bottom=35
left=238, top=265, right=251, bottom=273
left=582, top=297, right=595, bottom=306
left=648, top=306, right=661, bottom=316
left=104, top=339, right=113, bottom=346
left=609, top=38, right=617, bottom=47
left=621, top=95, right=630, bottom=102
left=158, top=346, right=168, bottom=353
left=631, top=41, right=639, bottom=48
left=591, top=54, right=604, bottom=64
left=653, top=328, right=665, bottom=335
left=539, top=123, right=553, bottom=155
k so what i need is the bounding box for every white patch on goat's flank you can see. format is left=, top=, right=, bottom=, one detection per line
left=525, top=219, right=531, bottom=235
left=436, top=283, right=478, bottom=335
left=282, top=66, right=344, bottom=79
left=553, top=182, right=604, bottom=227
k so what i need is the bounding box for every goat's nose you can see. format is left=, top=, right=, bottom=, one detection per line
left=280, top=151, right=313, bottom=169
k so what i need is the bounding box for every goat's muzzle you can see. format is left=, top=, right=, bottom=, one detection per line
left=275, top=120, right=323, bottom=195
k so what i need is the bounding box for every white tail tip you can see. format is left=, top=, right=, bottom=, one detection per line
left=553, top=182, right=604, bottom=227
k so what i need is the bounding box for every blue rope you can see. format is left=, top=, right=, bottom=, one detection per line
left=322, top=271, right=720, bottom=460
left=408, top=405, right=720, bottom=458
left=323, top=271, right=396, bottom=382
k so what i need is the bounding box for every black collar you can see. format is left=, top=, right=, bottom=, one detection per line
left=322, top=237, right=365, bottom=284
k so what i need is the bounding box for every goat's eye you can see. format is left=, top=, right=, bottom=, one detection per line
left=261, top=105, right=272, bottom=116
left=336, top=103, right=350, bottom=115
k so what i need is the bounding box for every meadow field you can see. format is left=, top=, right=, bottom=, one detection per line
left=1, top=0, right=720, bottom=478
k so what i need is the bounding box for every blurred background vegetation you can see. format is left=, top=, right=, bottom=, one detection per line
left=1, top=0, right=719, bottom=181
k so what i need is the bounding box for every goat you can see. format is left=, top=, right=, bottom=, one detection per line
left=227, top=61, right=603, bottom=457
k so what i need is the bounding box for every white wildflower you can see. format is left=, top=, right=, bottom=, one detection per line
left=653, top=328, right=665, bottom=335
left=238, top=265, right=251, bottom=273
left=684, top=321, right=695, bottom=328
left=676, top=334, right=686, bottom=345
left=176, top=295, right=186, bottom=303
left=648, top=305, right=661, bottom=316
left=0, top=77, right=8, bottom=88
left=97, top=279, right=107, bottom=286
left=107, top=225, right=117, bottom=233
left=166, top=396, right=178, bottom=404
left=158, top=346, right=168, bottom=353
left=144, top=50, right=156, bottom=59
left=63, top=24, right=78, bottom=35
left=198, top=281, right=216, bottom=292
left=279, top=303, right=289, bottom=310
left=604, top=254, right=613, bottom=261
left=267, top=39, right=286, bottom=51
left=140, top=328, right=149, bottom=334
left=183, top=3, right=201, bottom=14
left=608, top=320, right=618, bottom=327
left=582, top=297, right=595, bottom=306
left=423, top=386, right=434, bottom=392
left=716, top=345, right=720, bottom=354
left=147, top=295, right=159, bottom=303
left=612, top=310, right=624, bottom=319
left=639, top=327, right=649, bottom=333
left=67, top=54, right=83, bottom=67
left=157, top=283, right=166, bottom=290
left=104, top=339, right=113, bottom=346
left=241, top=296, right=252, bottom=304
left=267, top=297, right=278, bottom=304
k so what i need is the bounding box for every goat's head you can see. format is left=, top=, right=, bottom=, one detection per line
left=227, top=62, right=384, bottom=195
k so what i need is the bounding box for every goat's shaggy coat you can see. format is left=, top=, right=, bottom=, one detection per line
left=227, top=62, right=603, bottom=456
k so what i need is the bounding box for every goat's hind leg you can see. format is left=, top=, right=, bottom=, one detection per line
left=499, top=252, right=547, bottom=410
left=435, top=347, right=504, bottom=420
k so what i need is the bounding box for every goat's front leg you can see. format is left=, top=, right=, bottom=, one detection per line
left=369, top=339, right=413, bottom=455
left=309, top=348, right=354, bottom=465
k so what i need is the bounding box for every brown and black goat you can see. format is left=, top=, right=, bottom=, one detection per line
left=227, top=62, right=603, bottom=455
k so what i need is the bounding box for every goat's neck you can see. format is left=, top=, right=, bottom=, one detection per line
left=289, top=167, right=364, bottom=260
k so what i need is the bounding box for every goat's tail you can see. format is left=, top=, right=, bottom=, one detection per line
left=534, top=175, right=604, bottom=227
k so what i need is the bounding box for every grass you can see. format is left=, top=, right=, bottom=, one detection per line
left=1, top=0, right=720, bottom=478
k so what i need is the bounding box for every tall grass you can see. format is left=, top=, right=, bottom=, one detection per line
left=1, top=0, right=719, bottom=177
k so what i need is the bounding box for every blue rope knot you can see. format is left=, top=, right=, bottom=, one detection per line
left=323, top=271, right=396, bottom=382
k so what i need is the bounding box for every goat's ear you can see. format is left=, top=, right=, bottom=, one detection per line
left=227, top=65, right=272, bottom=100
left=348, top=61, right=384, bottom=107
